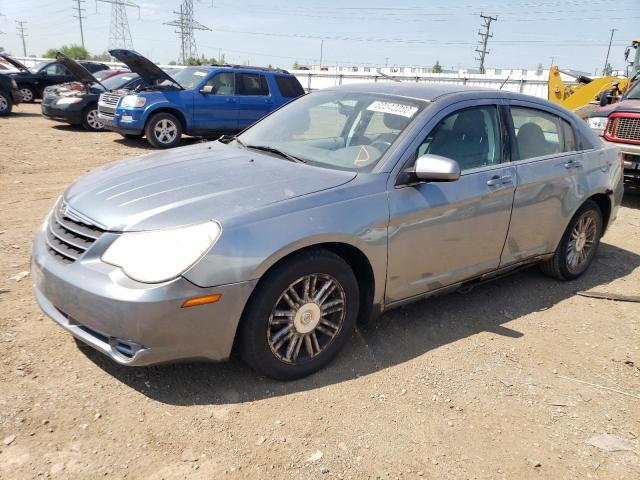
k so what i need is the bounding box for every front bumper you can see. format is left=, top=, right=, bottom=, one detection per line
left=98, top=108, right=144, bottom=135
left=601, top=138, right=640, bottom=184
left=41, top=103, right=83, bottom=125
left=31, top=221, right=256, bottom=366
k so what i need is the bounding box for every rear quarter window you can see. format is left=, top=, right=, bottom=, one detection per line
left=274, top=75, right=304, bottom=98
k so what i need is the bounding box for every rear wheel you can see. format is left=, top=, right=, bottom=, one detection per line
left=81, top=107, right=104, bottom=131
left=0, top=92, right=12, bottom=116
left=19, top=86, right=35, bottom=103
left=145, top=112, right=182, bottom=148
left=540, top=200, right=603, bottom=280
left=239, top=249, right=359, bottom=380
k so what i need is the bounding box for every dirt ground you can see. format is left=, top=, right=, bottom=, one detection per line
left=1, top=103, right=639, bottom=480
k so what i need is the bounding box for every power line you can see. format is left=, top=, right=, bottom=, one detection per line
left=15, top=20, right=27, bottom=57
left=164, top=1, right=210, bottom=64
left=97, top=0, right=140, bottom=50
left=72, top=0, right=87, bottom=49
left=475, top=13, right=497, bottom=74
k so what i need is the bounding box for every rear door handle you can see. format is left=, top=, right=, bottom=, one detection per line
left=564, top=159, right=582, bottom=169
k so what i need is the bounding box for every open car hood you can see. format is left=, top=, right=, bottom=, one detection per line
left=55, top=52, right=98, bottom=85
left=0, top=53, right=29, bottom=72
left=109, top=49, right=180, bottom=88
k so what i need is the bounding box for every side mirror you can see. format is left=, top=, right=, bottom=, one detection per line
left=413, top=154, right=461, bottom=182
left=200, top=85, right=214, bottom=94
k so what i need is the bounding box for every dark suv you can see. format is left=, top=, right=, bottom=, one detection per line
left=0, top=71, right=22, bottom=116
left=98, top=49, right=305, bottom=148
left=0, top=54, right=109, bottom=103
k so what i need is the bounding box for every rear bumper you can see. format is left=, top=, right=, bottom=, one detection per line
left=601, top=138, right=640, bottom=184
left=32, top=221, right=257, bottom=366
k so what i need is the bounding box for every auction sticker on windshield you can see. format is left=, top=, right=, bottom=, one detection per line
left=193, top=71, right=207, bottom=77
left=366, top=101, right=418, bottom=118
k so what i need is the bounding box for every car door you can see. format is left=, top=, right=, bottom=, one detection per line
left=193, top=71, right=239, bottom=132
left=499, top=102, right=589, bottom=265
left=41, top=62, right=71, bottom=88
left=235, top=72, right=273, bottom=130
left=386, top=101, right=516, bottom=303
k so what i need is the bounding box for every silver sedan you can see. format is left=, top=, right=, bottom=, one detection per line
left=32, top=83, right=623, bottom=379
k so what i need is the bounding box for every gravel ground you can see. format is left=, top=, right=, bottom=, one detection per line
left=1, top=103, right=639, bottom=479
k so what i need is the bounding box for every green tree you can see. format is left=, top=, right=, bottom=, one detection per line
left=603, top=63, right=613, bottom=76
left=91, top=52, right=111, bottom=62
left=432, top=60, right=443, bottom=73
left=43, top=44, right=89, bottom=60
left=168, top=60, right=177, bottom=66
left=292, top=60, right=301, bottom=70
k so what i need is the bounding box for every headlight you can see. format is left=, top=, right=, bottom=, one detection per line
left=121, top=95, right=146, bottom=108
left=587, top=117, right=607, bottom=135
left=102, top=221, right=221, bottom=283
left=56, top=97, right=83, bottom=105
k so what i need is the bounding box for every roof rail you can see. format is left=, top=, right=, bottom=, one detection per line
left=211, top=63, right=290, bottom=74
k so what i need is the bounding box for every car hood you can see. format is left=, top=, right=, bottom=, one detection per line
left=55, top=52, right=98, bottom=84
left=109, top=49, right=179, bottom=87
left=0, top=53, right=29, bottom=72
left=63, top=142, right=357, bottom=231
left=591, top=98, right=640, bottom=117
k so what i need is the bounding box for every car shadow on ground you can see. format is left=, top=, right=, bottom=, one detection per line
left=112, top=135, right=204, bottom=150
left=6, top=111, right=41, bottom=118
left=622, top=188, right=640, bottom=208
left=80, top=241, right=640, bottom=406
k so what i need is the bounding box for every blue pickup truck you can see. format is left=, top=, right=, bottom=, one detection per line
left=98, top=49, right=305, bottom=148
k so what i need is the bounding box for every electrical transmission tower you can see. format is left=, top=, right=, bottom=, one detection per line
left=72, top=0, right=87, bottom=49
left=475, top=13, right=497, bottom=74
left=97, top=0, right=140, bottom=50
left=15, top=20, right=27, bottom=57
left=164, top=1, right=210, bottom=65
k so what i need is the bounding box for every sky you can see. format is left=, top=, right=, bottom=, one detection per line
left=0, top=0, right=638, bottom=74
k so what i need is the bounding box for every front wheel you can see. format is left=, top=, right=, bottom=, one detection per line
left=239, top=249, right=359, bottom=380
left=81, top=107, right=104, bottom=131
left=19, top=86, right=36, bottom=103
left=0, top=92, right=12, bottom=116
left=540, top=200, right=603, bottom=280
left=144, top=112, right=182, bottom=148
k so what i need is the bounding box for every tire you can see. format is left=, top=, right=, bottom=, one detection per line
left=239, top=249, right=359, bottom=380
left=0, top=91, right=12, bottom=116
left=540, top=200, right=603, bottom=280
left=18, top=85, right=36, bottom=103
left=81, top=106, right=104, bottom=131
left=144, top=112, right=182, bottom=148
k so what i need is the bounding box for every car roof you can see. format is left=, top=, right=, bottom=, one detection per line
left=179, top=64, right=292, bottom=75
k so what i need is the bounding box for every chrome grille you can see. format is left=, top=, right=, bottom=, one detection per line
left=46, top=203, right=104, bottom=263
left=99, top=92, right=121, bottom=107
left=614, top=117, right=640, bottom=142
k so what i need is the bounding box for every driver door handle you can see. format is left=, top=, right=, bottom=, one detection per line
left=487, top=174, right=513, bottom=187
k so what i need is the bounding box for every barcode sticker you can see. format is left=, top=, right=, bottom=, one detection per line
left=366, top=101, right=418, bottom=118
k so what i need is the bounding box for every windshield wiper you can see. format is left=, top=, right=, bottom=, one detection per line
left=245, top=144, right=306, bottom=163
left=217, top=134, right=246, bottom=147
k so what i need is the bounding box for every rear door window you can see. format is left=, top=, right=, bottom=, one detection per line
left=511, top=107, right=575, bottom=160
left=236, top=73, right=269, bottom=96
left=274, top=75, right=304, bottom=98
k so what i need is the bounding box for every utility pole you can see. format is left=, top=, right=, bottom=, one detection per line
left=164, top=1, right=210, bottom=65
left=16, top=20, right=27, bottom=57
left=97, top=0, right=140, bottom=50
left=72, top=0, right=87, bottom=49
left=603, top=28, right=617, bottom=74
left=319, top=39, right=323, bottom=68
left=475, top=13, right=497, bottom=74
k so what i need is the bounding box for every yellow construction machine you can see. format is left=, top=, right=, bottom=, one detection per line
left=548, top=38, right=639, bottom=118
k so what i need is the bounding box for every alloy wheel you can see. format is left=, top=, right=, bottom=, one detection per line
left=154, top=119, right=178, bottom=144
left=267, top=273, right=346, bottom=364
left=566, top=210, right=598, bottom=273
left=86, top=109, right=103, bottom=130
left=0, top=94, right=8, bottom=113
left=20, top=88, right=33, bottom=102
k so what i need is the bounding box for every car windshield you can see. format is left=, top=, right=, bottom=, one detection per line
left=626, top=80, right=640, bottom=99
left=100, top=73, right=139, bottom=90
left=29, top=61, right=50, bottom=73
left=238, top=90, right=425, bottom=172
left=163, top=67, right=210, bottom=89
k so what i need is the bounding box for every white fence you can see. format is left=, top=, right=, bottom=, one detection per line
left=8, top=56, right=566, bottom=99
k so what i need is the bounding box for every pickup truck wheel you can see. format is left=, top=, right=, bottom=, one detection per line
left=19, top=86, right=35, bottom=103
left=0, top=92, right=12, bottom=116
left=239, top=249, right=359, bottom=380
left=145, top=112, right=182, bottom=148
left=81, top=107, right=104, bottom=131
left=540, top=200, right=603, bottom=280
